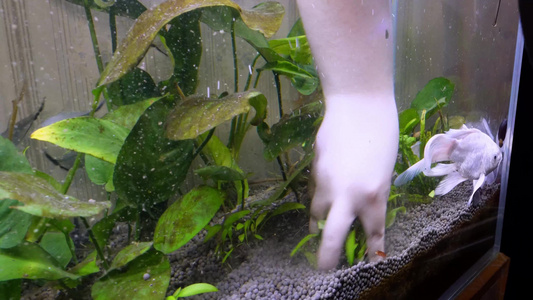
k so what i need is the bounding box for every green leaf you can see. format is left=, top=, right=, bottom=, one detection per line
left=386, top=206, right=406, bottom=228
left=260, top=105, right=321, bottom=161
left=0, top=242, right=79, bottom=281
left=102, top=97, right=163, bottom=129
left=31, top=117, right=129, bottom=164
left=165, top=91, right=267, bottom=140
left=92, top=249, right=170, bottom=300
left=160, top=12, right=202, bottom=97
left=0, top=172, right=111, bottom=218
left=222, top=210, right=250, bottom=228
left=85, top=155, right=114, bottom=191
left=195, top=166, right=246, bottom=181
left=68, top=251, right=99, bottom=276
left=266, top=36, right=312, bottom=64
left=203, top=224, right=222, bottom=242
left=65, top=0, right=147, bottom=19
left=0, top=136, right=33, bottom=174
left=108, top=242, right=153, bottom=272
left=398, top=108, right=419, bottom=135
left=287, top=18, right=305, bottom=37
left=290, top=233, right=317, bottom=257
left=259, top=60, right=314, bottom=79
left=175, top=283, right=218, bottom=298
left=0, top=279, right=21, bottom=300
left=97, top=0, right=284, bottom=87
left=107, top=68, right=161, bottom=108
left=268, top=202, right=305, bottom=219
left=153, top=186, right=224, bottom=254
left=114, top=99, right=194, bottom=207
left=345, top=229, right=357, bottom=266
left=92, top=206, right=134, bottom=251
left=410, top=77, right=454, bottom=119
left=39, top=231, right=73, bottom=268
left=197, top=133, right=249, bottom=200
left=0, top=199, right=33, bottom=249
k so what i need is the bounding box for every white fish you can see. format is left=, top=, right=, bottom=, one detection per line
left=394, top=125, right=502, bottom=205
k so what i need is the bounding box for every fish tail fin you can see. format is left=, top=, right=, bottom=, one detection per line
left=394, top=159, right=426, bottom=186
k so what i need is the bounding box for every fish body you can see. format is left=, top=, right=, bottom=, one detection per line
left=394, top=125, right=502, bottom=205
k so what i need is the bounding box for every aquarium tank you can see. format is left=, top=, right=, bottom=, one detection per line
left=0, top=0, right=521, bottom=299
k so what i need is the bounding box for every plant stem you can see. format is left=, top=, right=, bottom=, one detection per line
left=193, top=128, right=215, bottom=159
left=81, top=217, right=110, bottom=270
left=109, top=6, right=117, bottom=53
left=8, top=85, right=25, bottom=141
left=231, top=20, right=238, bottom=93
left=60, top=153, right=83, bottom=194
left=82, top=0, right=104, bottom=74
left=244, top=54, right=261, bottom=91
left=273, top=72, right=283, bottom=117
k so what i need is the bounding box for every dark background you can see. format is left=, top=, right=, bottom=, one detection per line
left=500, top=1, right=533, bottom=298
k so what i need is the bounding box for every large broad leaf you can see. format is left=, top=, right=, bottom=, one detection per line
left=66, top=0, right=147, bottom=19
left=114, top=99, right=194, bottom=207
left=91, top=249, right=170, bottom=300
left=97, top=0, right=284, bottom=87
left=39, top=231, right=73, bottom=268
left=103, top=97, right=163, bottom=130
left=0, top=199, right=34, bottom=249
left=108, top=242, right=153, bottom=272
left=410, top=77, right=454, bottom=118
left=0, top=172, right=111, bottom=218
left=195, top=166, right=246, bottom=182
left=165, top=91, right=267, bottom=140
left=259, top=61, right=319, bottom=95
left=159, top=12, right=202, bottom=97
left=258, top=102, right=321, bottom=161
left=0, top=242, right=79, bottom=281
left=268, top=35, right=312, bottom=65
left=153, top=186, right=224, bottom=254
left=31, top=117, right=129, bottom=164
left=107, top=68, right=161, bottom=108
left=0, top=279, right=21, bottom=300
left=0, top=136, right=33, bottom=174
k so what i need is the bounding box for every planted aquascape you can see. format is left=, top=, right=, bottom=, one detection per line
left=0, top=0, right=510, bottom=299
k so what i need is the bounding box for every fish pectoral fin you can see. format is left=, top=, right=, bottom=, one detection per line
left=468, top=173, right=486, bottom=206
left=424, top=163, right=456, bottom=177
left=425, top=134, right=456, bottom=163
left=435, top=171, right=468, bottom=196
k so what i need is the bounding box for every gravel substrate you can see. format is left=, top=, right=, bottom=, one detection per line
left=166, top=182, right=500, bottom=300
left=20, top=182, right=500, bottom=299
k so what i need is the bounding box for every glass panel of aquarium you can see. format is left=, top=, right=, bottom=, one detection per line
left=0, top=0, right=520, bottom=299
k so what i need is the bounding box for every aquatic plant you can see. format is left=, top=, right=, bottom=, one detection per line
left=0, top=0, right=320, bottom=299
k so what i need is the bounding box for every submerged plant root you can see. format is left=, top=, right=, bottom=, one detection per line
left=20, top=183, right=499, bottom=299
